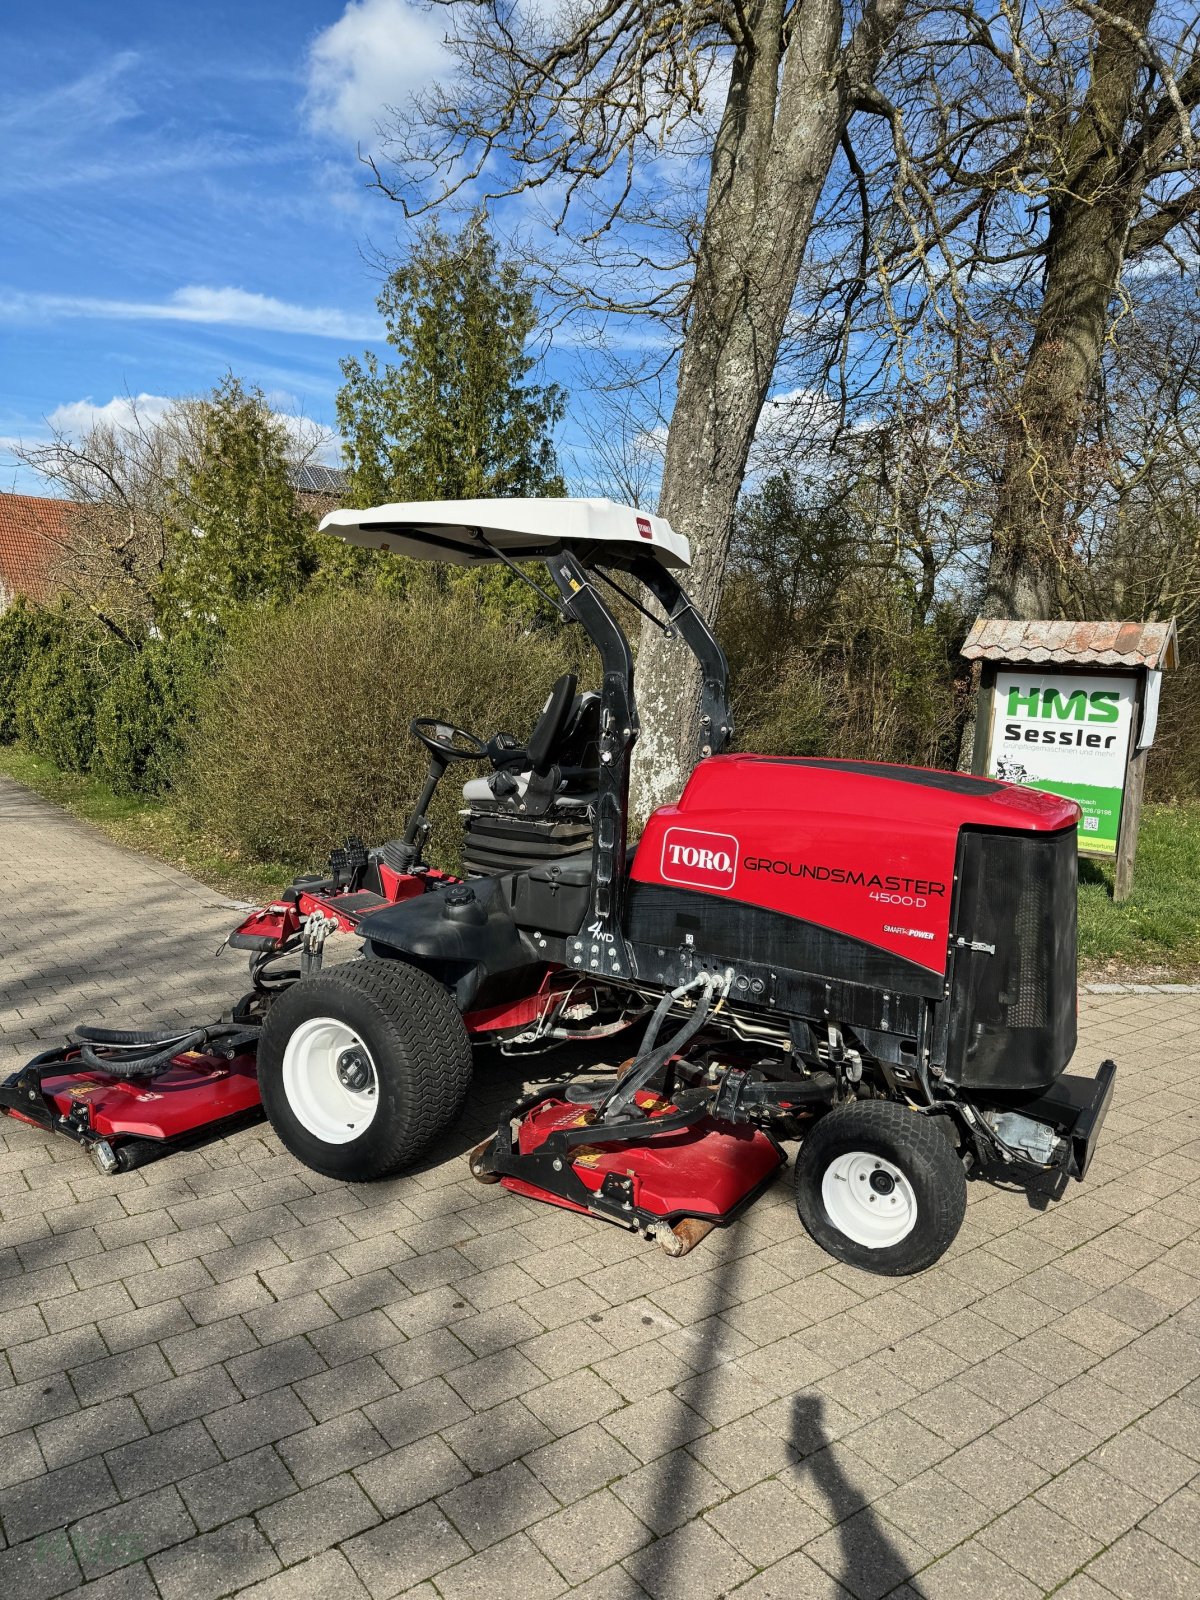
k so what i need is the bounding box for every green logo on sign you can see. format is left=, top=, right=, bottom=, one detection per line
left=1005, top=687, right=1119, bottom=723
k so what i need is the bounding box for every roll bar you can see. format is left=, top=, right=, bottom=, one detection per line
left=542, top=549, right=733, bottom=979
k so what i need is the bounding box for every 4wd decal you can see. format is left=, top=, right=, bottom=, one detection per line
left=660, top=827, right=739, bottom=892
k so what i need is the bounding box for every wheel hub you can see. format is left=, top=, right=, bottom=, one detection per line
left=336, top=1048, right=371, bottom=1091
left=821, top=1149, right=917, bottom=1249
left=281, top=1017, right=379, bottom=1145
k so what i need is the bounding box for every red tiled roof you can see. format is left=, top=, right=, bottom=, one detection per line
left=0, top=493, right=74, bottom=605
left=961, top=617, right=1179, bottom=671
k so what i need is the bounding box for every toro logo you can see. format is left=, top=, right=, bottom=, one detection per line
left=636, top=515, right=654, bottom=540
left=660, top=827, right=739, bottom=892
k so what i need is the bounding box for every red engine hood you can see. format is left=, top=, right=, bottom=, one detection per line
left=631, top=756, right=1078, bottom=976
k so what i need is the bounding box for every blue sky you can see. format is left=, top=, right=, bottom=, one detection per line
left=1, top=0, right=589, bottom=491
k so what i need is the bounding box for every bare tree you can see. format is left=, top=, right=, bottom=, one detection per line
left=829, top=0, right=1200, bottom=618
left=567, top=346, right=670, bottom=509
left=1069, top=282, right=1200, bottom=629
left=986, top=1, right=1199, bottom=615
left=16, top=398, right=189, bottom=645
left=16, top=390, right=331, bottom=643
left=372, top=0, right=910, bottom=811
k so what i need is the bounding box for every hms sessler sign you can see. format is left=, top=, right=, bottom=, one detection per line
left=985, top=671, right=1135, bottom=855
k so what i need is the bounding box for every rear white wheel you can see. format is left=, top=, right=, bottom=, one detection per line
left=821, top=1150, right=918, bottom=1249
left=795, top=1100, right=967, bottom=1274
left=282, top=1016, right=378, bottom=1145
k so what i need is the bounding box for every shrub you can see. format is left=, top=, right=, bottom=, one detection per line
left=0, top=599, right=58, bottom=744
left=1148, top=657, right=1200, bottom=803
left=180, top=586, right=582, bottom=869
left=14, top=608, right=118, bottom=772
left=93, top=627, right=222, bottom=796
left=715, top=473, right=971, bottom=770
left=815, top=587, right=968, bottom=769
left=719, top=563, right=968, bottom=769
left=730, top=648, right=827, bottom=756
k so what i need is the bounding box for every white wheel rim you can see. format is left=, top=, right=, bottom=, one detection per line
left=281, top=1016, right=378, bottom=1145
left=821, top=1149, right=917, bottom=1249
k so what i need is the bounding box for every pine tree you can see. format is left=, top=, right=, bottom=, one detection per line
left=337, top=218, right=566, bottom=507
left=160, top=376, right=315, bottom=625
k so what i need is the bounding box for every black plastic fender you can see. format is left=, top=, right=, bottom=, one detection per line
left=357, top=878, right=541, bottom=1011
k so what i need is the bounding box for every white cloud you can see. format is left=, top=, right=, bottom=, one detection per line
left=305, top=0, right=450, bottom=144
left=0, top=53, right=272, bottom=197
left=0, top=52, right=140, bottom=138
left=49, top=392, right=341, bottom=464
left=0, top=285, right=377, bottom=341
left=165, top=286, right=375, bottom=338
left=47, top=393, right=175, bottom=435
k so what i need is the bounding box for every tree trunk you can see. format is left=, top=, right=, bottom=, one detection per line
left=985, top=0, right=1155, bottom=621
left=630, top=0, right=908, bottom=817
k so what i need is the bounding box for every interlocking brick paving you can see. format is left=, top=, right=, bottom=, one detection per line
left=2, top=772, right=1198, bottom=1598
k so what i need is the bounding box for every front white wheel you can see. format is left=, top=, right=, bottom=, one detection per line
left=282, top=1016, right=379, bottom=1144
left=257, top=959, right=473, bottom=1181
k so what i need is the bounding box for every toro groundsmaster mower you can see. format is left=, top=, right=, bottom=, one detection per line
left=2, top=498, right=1115, bottom=1274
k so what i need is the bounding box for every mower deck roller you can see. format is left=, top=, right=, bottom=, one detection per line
left=5, top=498, right=1117, bottom=1274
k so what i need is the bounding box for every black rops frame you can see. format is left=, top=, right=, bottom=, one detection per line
left=356, top=523, right=733, bottom=972
left=540, top=548, right=734, bottom=982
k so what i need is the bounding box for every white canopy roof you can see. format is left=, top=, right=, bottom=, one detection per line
left=318, top=497, right=691, bottom=569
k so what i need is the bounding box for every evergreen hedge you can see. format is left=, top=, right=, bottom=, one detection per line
left=93, top=628, right=221, bottom=797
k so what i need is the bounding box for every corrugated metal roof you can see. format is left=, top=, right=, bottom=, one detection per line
left=961, top=617, right=1179, bottom=670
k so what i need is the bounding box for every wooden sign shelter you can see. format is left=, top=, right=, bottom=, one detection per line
left=962, top=619, right=1180, bottom=901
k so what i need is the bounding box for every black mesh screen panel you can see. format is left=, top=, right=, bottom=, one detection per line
left=947, top=826, right=1077, bottom=1093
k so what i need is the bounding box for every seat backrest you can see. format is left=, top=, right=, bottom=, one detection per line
left=461, top=679, right=601, bottom=809
left=554, top=691, right=601, bottom=777
left=526, top=673, right=577, bottom=773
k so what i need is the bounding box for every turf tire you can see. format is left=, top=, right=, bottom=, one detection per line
left=794, top=1099, right=967, bottom=1275
left=257, top=958, right=472, bottom=1180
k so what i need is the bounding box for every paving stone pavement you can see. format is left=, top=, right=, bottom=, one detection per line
left=2, top=770, right=1199, bottom=1600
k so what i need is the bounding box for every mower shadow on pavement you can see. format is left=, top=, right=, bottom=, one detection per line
left=408, top=1119, right=921, bottom=1597
left=2, top=971, right=915, bottom=1598
left=0, top=1026, right=931, bottom=1595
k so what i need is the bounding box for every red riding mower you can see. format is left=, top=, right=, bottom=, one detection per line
left=2, top=499, right=1115, bottom=1274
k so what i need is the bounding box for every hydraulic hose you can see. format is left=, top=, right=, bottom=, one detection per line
left=73, top=1021, right=261, bottom=1078
left=599, top=973, right=719, bottom=1124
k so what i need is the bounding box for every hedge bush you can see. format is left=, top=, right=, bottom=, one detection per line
left=180, top=587, right=582, bottom=869
left=8, top=607, right=117, bottom=772
left=719, top=570, right=967, bottom=770
left=93, top=627, right=222, bottom=797
left=0, top=599, right=57, bottom=744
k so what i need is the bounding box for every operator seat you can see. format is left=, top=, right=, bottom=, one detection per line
left=461, top=674, right=577, bottom=806
left=460, top=675, right=602, bottom=876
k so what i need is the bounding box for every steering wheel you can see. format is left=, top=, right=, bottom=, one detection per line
left=410, top=717, right=489, bottom=764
